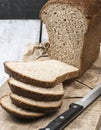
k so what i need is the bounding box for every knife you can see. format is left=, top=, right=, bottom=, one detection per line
left=39, top=21, right=43, bottom=43
left=39, top=84, right=101, bottom=130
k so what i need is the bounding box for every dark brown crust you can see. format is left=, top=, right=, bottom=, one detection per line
left=4, top=62, right=56, bottom=88
left=8, top=80, right=64, bottom=101
left=40, top=0, right=101, bottom=75
left=0, top=96, right=44, bottom=118
left=80, top=10, right=101, bottom=75
left=40, top=0, right=101, bottom=20
left=4, top=62, right=79, bottom=88
left=1, top=104, right=43, bottom=119
left=10, top=94, right=62, bottom=113
left=0, top=95, right=9, bottom=105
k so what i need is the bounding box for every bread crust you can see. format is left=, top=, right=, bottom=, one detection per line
left=8, top=79, right=64, bottom=101
left=4, top=62, right=56, bottom=88
left=80, top=10, right=101, bottom=74
left=40, top=0, right=101, bottom=75
left=40, top=0, right=101, bottom=19
left=4, top=62, right=79, bottom=88
left=10, top=94, right=62, bottom=113
left=0, top=96, right=44, bottom=118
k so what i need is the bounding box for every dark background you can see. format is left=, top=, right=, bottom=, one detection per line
left=0, top=0, right=47, bottom=19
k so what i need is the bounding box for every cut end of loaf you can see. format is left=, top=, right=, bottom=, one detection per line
left=4, top=60, right=79, bottom=87
left=41, top=3, right=88, bottom=69
left=0, top=95, right=44, bottom=118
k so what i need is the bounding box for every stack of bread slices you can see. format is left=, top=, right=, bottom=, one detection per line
left=0, top=60, right=79, bottom=118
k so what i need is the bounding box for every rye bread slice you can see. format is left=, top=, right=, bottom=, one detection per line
left=4, top=60, right=79, bottom=88
left=8, top=78, right=64, bottom=101
left=0, top=96, right=44, bottom=118
left=10, top=93, right=62, bottom=113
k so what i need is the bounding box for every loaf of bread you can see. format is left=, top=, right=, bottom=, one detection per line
left=40, top=0, right=101, bottom=75
left=8, top=78, right=64, bottom=101
left=4, top=60, right=79, bottom=88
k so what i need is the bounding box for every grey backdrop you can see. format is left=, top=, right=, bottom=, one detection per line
left=0, top=0, right=47, bottom=19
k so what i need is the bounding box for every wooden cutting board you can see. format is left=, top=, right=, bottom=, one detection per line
left=0, top=45, right=101, bottom=130
left=0, top=82, right=101, bottom=130
left=0, top=81, right=101, bottom=130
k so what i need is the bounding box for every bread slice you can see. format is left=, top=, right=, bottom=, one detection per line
left=10, top=93, right=62, bottom=113
left=8, top=78, right=64, bottom=101
left=0, top=96, right=44, bottom=118
left=4, top=60, right=79, bottom=88
left=40, top=0, right=101, bottom=75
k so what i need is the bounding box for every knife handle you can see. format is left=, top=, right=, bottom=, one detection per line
left=39, top=103, right=83, bottom=130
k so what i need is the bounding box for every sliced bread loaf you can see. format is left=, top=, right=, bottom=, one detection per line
left=4, top=60, right=79, bottom=88
left=0, top=96, right=44, bottom=118
left=8, top=78, right=64, bottom=101
left=40, top=0, right=101, bottom=75
left=10, top=93, right=62, bottom=113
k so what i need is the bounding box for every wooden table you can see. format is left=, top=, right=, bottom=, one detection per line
left=0, top=20, right=101, bottom=130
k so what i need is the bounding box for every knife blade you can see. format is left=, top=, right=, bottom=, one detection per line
left=39, top=84, right=101, bottom=130
left=39, top=21, right=43, bottom=43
